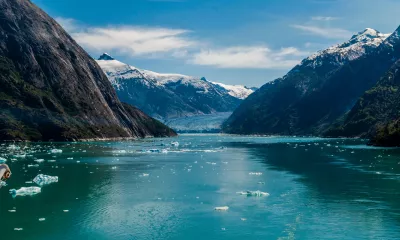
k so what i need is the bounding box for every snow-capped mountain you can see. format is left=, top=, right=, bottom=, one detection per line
left=212, top=82, right=255, bottom=99
left=301, top=28, right=389, bottom=68
left=97, top=54, right=255, bottom=131
left=224, top=27, right=394, bottom=135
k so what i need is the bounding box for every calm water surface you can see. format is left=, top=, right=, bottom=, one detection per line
left=1, top=135, right=400, bottom=239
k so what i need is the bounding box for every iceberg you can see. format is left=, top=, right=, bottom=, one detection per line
left=10, top=187, right=41, bottom=197
left=0, top=180, right=6, bottom=188
left=237, top=190, right=269, bottom=197
left=33, top=174, right=59, bottom=186
left=50, top=149, right=62, bottom=154
left=214, top=206, right=229, bottom=211
left=249, top=172, right=263, bottom=175
left=171, top=141, right=179, bottom=147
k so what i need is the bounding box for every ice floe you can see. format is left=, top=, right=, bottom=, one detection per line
left=237, top=190, right=270, bottom=197
left=0, top=157, right=7, bottom=163
left=214, top=206, right=229, bottom=211
left=33, top=174, right=59, bottom=186
left=50, top=149, right=63, bottom=154
left=249, top=172, right=263, bottom=175
left=0, top=180, right=7, bottom=187
left=10, top=187, right=41, bottom=197
left=171, top=141, right=179, bottom=147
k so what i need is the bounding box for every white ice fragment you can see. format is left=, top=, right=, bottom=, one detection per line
left=63, top=210, right=69, bottom=212
left=0, top=157, right=7, bottom=163
left=8, top=145, right=20, bottom=150
left=237, top=190, right=269, bottom=197
left=171, top=141, right=179, bottom=147
left=214, top=206, right=229, bottom=211
left=33, top=174, right=58, bottom=186
left=8, top=210, right=16, bottom=212
left=28, top=164, right=39, bottom=168
left=14, top=228, right=23, bottom=231
left=0, top=180, right=7, bottom=187
left=39, top=218, right=46, bottom=221
left=249, top=172, right=263, bottom=175
left=67, top=157, right=73, bottom=160
left=241, top=218, right=247, bottom=221
left=111, top=166, right=117, bottom=170
left=10, top=187, right=41, bottom=197
left=142, top=173, right=149, bottom=177
left=50, top=149, right=62, bottom=154
left=34, top=159, right=45, bottom=163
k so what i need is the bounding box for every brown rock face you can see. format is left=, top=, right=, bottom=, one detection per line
left=0, top=0, right=176, bottom=141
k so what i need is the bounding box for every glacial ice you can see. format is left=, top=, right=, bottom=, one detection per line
left=171, top=141, right=179, bottom=147
left=249, top=172, right=263, bottom=175
left=10, top=187, right=41, bottom=197
left=237, top=190, right=269, bottom=197
left=50, top=149, right=63, bottom=154
left=0, top=180, right=7, bottom=187
left=214, top=206, right=229, bottom=211
left=33, top=174, right=59, bottom=186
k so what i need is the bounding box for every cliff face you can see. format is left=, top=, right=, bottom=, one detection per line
left=0, top=0, right=176, bottom=141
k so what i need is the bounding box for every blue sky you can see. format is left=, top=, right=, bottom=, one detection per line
left=33, top=0, right=400, bottom=87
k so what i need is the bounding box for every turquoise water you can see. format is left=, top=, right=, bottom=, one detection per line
left=1, top=135, right=400, bottom=239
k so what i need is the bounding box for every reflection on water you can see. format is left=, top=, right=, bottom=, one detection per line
left=0, top=135, right=400, bottom=239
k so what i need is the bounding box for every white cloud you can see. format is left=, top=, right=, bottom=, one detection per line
left=54, top=17, right=311, bottom=70
left=291, top=24, right=351, bottom=39
left=311, top=16, right=339, bottom=21
left=54, top=17, right=197, bottom=57
left=189, top=46, right=308, bottom=69
left=55, top=17, right=80, bottom=32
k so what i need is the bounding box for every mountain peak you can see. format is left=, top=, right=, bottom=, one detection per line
left=98, top=53, right=115, bottom=61
left=349, top=28, right=389, bottom=43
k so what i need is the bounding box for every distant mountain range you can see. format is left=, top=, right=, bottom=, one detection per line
left=223, top=26, right=400, bottom=146
left=97, top=54, right=256, bottom=132
left=0, top=0, right=175, bottom=141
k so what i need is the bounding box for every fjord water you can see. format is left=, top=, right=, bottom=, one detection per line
left=1, top=135, right=400, bottom=239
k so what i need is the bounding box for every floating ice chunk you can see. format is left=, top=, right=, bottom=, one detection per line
left=33, top=174, right=58, bottom=186
left=8, top=145, right=20, bottom=150
left=14, top=228, right=23, bottom=231
left=214, top=206, right=229, bottom=211
left=38, top=218, right=46, bottom=221
left=10, top=187, right=41, bottom=197
left=171, top=141, right=179, bottom=147
left=111, top=166, right=117, bottom=170
left=28, top=164, right=39, bottom=168
left=241, top=218, right=247, bottom=221
left=249, top=172, right=263, bottom=175
left=237, top=190, right=269, bottom=197
left=0, top=180, right=7, bottom=187
left=8, top=210, right=16, bottom=212
left=50, top=149, right=62, bottom=154
left=142, top=149, right=168, bottom=154
left=67, top=157, right=73, bottom=160
left=14, top=154, right=26, bottom=158
left=48, top=160, right=56, bottom=163
left=112, top=150, right=127, bottom=154
left=34, top=159, right=45, bottom=163
left=0, top=157, right=7, bottom=163
left=141, top=173, right=149, bottom=177
left=257, top=182, right=265, bottom=185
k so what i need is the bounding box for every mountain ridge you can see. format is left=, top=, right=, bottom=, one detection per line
left=223, top=27, right=394, bottom=136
